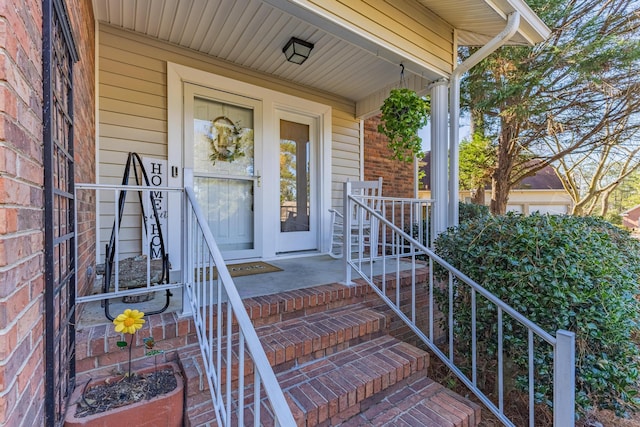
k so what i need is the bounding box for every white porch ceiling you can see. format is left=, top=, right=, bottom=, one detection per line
left=93, top=0, right=549, bottom=114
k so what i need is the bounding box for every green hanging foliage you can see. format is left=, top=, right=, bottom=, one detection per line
left=378, top=88, right=430, bottom=162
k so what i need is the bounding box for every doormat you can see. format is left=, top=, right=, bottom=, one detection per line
left=226, top=261, right=282, bottom=277
left=198, top=261, right=282, bottom=280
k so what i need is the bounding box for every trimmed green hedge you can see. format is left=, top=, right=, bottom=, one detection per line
left=434, top=213, right=640, bottom=416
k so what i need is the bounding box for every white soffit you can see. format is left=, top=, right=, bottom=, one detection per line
left=418, top=0, right=551, bottom=46
left=93, top=0, right=549, bottom=114
left=93, top=0, right=425, bottom=106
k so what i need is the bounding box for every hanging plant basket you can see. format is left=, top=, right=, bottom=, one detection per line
left=206, top=116, right=247, bottom=164
left=378, top=88, right=430, bottom=162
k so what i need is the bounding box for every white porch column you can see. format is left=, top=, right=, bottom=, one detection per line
left=429, top=79, right=449, bottom=236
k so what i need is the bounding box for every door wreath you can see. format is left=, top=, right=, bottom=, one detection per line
left=207, top=116, right=247, bottom=164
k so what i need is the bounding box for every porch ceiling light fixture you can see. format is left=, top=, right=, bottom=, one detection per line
left=282, top=37, right=314, bottom=64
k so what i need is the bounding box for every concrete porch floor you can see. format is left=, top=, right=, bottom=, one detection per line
left=77, top=254, right=407, bottom=328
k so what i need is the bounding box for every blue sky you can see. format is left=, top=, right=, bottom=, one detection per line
left=418, top=115, right=471, bottom=153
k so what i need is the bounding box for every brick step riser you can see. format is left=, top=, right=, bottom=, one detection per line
left=316, top=370, right=430, bottom=427
left=150, top=273, right=415, bottom=345
left=72, top=284, right=390, bottom=380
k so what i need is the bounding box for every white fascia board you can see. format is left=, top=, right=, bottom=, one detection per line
left=487, top=0, right=551, bottom=45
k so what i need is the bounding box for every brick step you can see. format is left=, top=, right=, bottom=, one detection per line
left=184, top=349, right=481, bottom=427
left=261, top=303, right=390, bottom=372
left=180, top=304, right=390, bottom=398
left=186, top=335, right=430, bottom=427
left=338, top=375, right=482, bottom=426
left=243, top=267, right=427, bottom=327
left=279, top=335, right=429, bottom=426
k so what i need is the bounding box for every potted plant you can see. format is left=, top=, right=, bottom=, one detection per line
left=378, top=88, right=430, bottom=162
left=65, top=309, right=184, bottom=427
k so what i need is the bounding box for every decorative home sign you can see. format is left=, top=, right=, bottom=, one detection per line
left=142, top=157, right=167, bottom=260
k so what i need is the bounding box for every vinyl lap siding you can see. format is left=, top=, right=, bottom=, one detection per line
left=98, top=32, right=167, bottom=260
left=305, top=0, right=453, bottom=75
left=332, top=110, right=361, bottom=210
left=98, top=25, right=360, bottom=258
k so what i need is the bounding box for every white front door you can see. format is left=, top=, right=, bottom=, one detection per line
left=184, top=83, right=262, bottom=259
left=276, top=110, right=319, bottom=253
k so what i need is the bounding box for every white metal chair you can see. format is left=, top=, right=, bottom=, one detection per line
left=328, top=177, right=383, bottom=259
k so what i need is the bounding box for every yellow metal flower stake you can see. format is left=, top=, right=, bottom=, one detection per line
left=113, top=309, right=146, bottom=378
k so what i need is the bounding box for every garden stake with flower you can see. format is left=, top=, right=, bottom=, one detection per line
left=113, top=308, right=145, bottom=378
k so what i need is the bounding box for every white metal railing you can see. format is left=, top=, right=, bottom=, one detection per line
left=184, top=187, right=295, bottom=427
left=74, top=183, right=184, bottom=304
left=333, top=194, right=433, bottom=264
left=343, top=182, right=575, bottom=427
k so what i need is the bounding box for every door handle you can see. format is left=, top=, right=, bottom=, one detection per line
left=255, top=171, right=261, bottom=187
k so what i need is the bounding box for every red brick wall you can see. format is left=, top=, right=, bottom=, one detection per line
left=0, top=1, right=46, bottom=424
left=363, top=115, right=415, bottom=199
left=0, top=1, right=95, bottom=425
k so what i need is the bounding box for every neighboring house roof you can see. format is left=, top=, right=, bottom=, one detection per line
left=622, top=204, right=640, bottom=218
left=621, top=204, right=640, bottom=229
left=419, top=153, right=563, bottom=190
left=514, top=166, right=564, bottom=190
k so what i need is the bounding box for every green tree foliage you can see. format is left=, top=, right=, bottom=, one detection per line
left=461, top=0, right=640, bottom=214
left=459, top=133, right=496, bottom=191
left=610, top=170, right=640, bottom=213
left=280, top=140, right=296, bottom=204
left=434, top=213, right=640, bottom=416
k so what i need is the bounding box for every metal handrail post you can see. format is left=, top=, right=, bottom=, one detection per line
left=554, top=330, right=576, bottom=426
left=343, top=181, right=352, bottom=285
left=182, top=191, right=192, bottom=316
